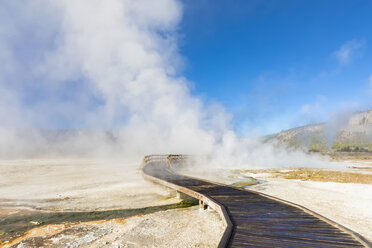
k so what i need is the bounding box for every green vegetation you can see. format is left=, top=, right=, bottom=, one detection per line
left=272, top=115, right=372, bottom=153
left=331, top=131, right=372, bottom=152
left=308, top=133, right=330, bottom=152
left=230, top=177, right=258, bottom=188
left=286, top=136, right=302, bottom=150
left=332, top=143, right=372, bottom=152
left=0, top=200, right=197, bottom=245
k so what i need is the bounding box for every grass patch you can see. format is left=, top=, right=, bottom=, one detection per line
left=231, top=178, right=258, bottom=188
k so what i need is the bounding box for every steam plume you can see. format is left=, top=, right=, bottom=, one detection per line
left=0, top=0, right=333, bottom=168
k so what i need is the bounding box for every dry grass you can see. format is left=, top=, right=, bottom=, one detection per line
left=235, top=168, right=372, bottom=184
left=278, top=169, right=372, bottom=184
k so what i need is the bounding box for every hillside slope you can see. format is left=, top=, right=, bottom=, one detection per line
left=270, top=109, right=372, bottom=152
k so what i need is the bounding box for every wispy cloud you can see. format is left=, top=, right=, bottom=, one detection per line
left=333, top=38, right=366, bottom=65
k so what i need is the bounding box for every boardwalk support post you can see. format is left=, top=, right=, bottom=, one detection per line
left=199, top=200, right=209, bottom=210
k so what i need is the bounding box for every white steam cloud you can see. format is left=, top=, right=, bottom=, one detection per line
left=0, top=0, right=333, bottom=168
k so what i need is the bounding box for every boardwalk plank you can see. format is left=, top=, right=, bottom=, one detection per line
left=142, top=159, right=369, bottom=248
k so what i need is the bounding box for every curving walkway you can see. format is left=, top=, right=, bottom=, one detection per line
left=141, top=155, right=371, bottom=248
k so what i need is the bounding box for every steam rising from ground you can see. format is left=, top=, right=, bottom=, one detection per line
left=0, top=0, right=332, bottom=168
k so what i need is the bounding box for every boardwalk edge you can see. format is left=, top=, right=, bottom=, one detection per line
left=140, top=155, right=371, bottom=248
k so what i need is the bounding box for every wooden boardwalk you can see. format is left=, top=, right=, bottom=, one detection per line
left=141, top=155, right=371, bottom=248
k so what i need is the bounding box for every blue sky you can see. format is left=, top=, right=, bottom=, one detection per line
left=1, top=1, right=372, bottom=137
left=179, top=0, right=372, bottom=135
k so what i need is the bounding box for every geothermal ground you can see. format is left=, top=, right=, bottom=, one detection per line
left=0, top=159, right=224, bottom=247
left=1, top=155, right=372, bottom=247
left=181, top=154, right=372, bottom=243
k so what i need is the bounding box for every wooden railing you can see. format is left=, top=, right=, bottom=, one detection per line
left=141, top=154, right=233, bottom=248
